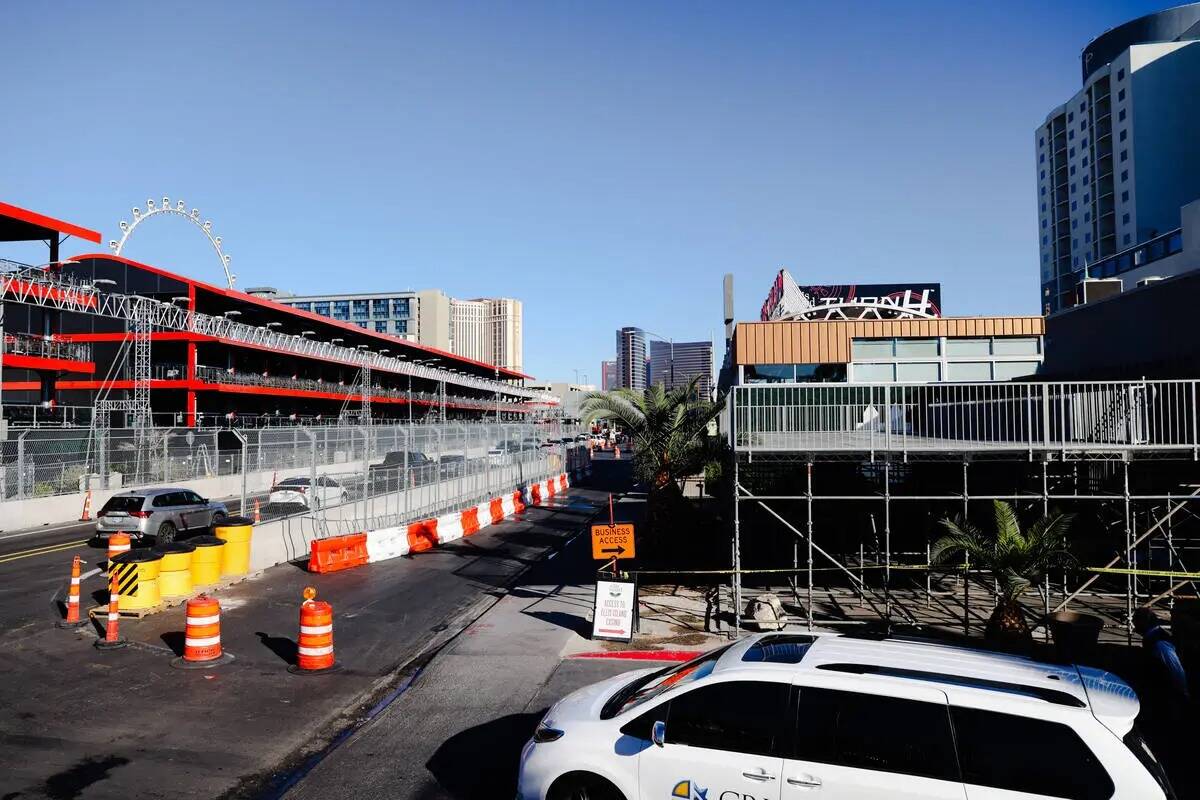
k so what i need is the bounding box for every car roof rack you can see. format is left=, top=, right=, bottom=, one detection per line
left=816, top=662, right=1086, bottom=708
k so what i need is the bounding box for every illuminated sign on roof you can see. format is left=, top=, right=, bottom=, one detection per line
left=760, top=270, right=942, bottom=321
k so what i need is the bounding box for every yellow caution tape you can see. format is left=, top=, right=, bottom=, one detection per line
left=1086, top=566, right=1200, bottom=580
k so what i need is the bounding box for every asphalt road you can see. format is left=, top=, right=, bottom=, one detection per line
left=0, top=484, right=612, bottom=800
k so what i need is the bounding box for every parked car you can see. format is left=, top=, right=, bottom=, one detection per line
left=268, top=476, right=349, bottom=509
left=369, top=450, right=436, bottom=492
left=95, top=488, right=228, bottom=545
left=439, top=454, right=467, bottom=479
left=518, top=632, right=1174, bottom=800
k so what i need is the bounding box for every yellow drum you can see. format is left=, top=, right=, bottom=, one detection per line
left=154, top=542, right=196, bottom=598
left=109, top=549, right=162, bottom=611
left=215, top=517, right=254, bottom=577
left=189, top=536, right=226, bottom=587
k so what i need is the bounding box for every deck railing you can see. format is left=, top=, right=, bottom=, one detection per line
left=732, top=380, right=1200, bottom=456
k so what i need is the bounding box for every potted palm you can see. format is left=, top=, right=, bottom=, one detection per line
left=932, top=500, right=1077, bottom=645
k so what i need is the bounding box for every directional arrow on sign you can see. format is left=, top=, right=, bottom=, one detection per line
left=601, top=545, right=626, bottom=556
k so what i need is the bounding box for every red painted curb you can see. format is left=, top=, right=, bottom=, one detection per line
left=568, top=650, right=703, bottom=662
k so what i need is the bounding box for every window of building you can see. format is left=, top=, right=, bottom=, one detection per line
left=1071, top=183, right=1077, bottom=194
left=391, top=298, right=410, bottom=317
left=947, top=361, right=993, bottom=381
left=1121, top=190, right=1129, bottom=203
left=313, top=302, right=330, bottom=316
left=1080, top=102, right=1086, bottom=112
left=744, top=364, right=796, bottom=383
left=1041, top=202, right=1046, bottom=212
left=1073, top=237, right=1078, bottom=247
left=1072, top=219, right=1078, bottom=229
left=293, top=302, right=311, bottom=312
left=352, top=299, right=369, bottom=318
left=1119, top=129, right=1127, bottom=142
left=1122, top=213, right=1130, bottom=224
left=853, top=363, right=895, bottom=383
left=372, top=299, right=390, bottom=318
left=1070, top=165, right=1076, bottom=176
left=1069, top=130, right=1075, bottom=141
left=1070, top=201, right=1077, bottom=211
left=1121, top=170, right=1128, bottom=182
left=374, top=321, right=387, bottom=333
left=1039, top=153, right=1045, bottom=163
left=1124, top=233, right=1132, bottom=245
left=1120, top=150, right=1128, bottom=163
left=1069, top=146, right=1075, bottom=157
left=791, top=688, right=958, bottom=782
left=1042, top=219, right=1048, bottom=229
left=852, top=339, right=894, bottom=359
left=896, top=362, right=941, bottom=382
left=1119, top=109, right=1126, bottom=122
left=356, top=321, right=368, bottom=329
left=1039, top=137, right=1045, bottom=148
left=1073, top=256, right=1080, bottom=267
left=994, top=361, right=1041, bottom=380
left=1084, top=193, right=1089, bottom=203
left=1084, top=212, right=1090, bottom=222
left=666, top=681, right=788, bottom=757
left=1068, top=112, right=1074, bottom=122
left=894, top=338, right=939, bottom=358
left=1041, top=186, right=1046, bottom=196
left=1083, top=174, right=1089, bottom=185
left=1118, top=88, right=1125, bottom=102
left=1081, top=137, right=1087, bottom=147
left=1082, top=156, right=1088, bottom=168
left=951, top=706, right=1113, bottom=799
left=1117, top=67, right=1125, bottom=81
left=1040, top=170, right=1046, bottom=180
left=393, top=319, right=408, bottom=334
left=946, top=338, right=992, bottom=357
left=332, top=300, right=349, bottom=319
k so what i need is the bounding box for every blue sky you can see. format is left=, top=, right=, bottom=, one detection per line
left=3, top=1, right=1169, bottom=382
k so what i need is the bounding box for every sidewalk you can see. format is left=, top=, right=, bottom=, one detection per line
left=0, top=488, right=607, bottom=800
left=287, top=493, right=726, bottom=799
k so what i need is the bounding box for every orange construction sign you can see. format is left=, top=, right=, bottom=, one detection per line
left=591, top=523, right=636, bottom=560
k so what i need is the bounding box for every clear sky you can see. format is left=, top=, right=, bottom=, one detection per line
left=3, top=1, right=1171, bottom=382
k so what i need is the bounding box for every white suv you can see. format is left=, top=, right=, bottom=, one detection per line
left=518, top=632, right=1175, bottom=800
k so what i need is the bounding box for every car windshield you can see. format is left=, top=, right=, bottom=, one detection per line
left=99, top=496, right=144, bottom=514
left=1124, top=728, right=1176, bottom=798
left=600, top=644, right=731, bottom=719
left=278, top=478, right=310, bottom=486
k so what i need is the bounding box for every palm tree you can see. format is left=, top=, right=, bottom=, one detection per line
left=579, top=377, right=724, bottom=541
left=931, top=500, right=1075, bottom=642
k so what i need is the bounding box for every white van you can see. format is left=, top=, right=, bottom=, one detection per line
left=518, top=632, right=1174, bottom=800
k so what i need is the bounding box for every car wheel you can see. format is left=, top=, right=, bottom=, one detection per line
left=548, top=774, right=624, bottom=800
left=155, top=522, right=177, bottom=546
left=211, top=511, right=226, bottom=529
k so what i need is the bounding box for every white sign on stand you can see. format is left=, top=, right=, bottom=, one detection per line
left=592, top=577, right=636, bottom=642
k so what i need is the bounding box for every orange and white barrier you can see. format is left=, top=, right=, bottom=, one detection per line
left=94, top=569, right=128, bottom=650
left=79, top=490, right=93, bottom=521
left=172, top=595, right=232, bottom=668
left=321, top=472, right=573, bottom=572
left=57, top=555, right=87, bottom=628
left=292, top=587, right=338, bottom=674
left=106, top=533, right=131, bottom=572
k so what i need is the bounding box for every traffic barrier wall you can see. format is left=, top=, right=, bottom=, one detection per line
left=407, top=519, right=439, bottom=553
left=308, top=533, right=369, bottom=573
left=461, top=506, right=481, bottom=536
left=474, top=501, right=493, bottom=532
left=489, top=497, right=505, bottom=525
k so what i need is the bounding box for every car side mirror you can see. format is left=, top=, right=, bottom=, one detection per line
left=651, top=720, right=666, bottom=748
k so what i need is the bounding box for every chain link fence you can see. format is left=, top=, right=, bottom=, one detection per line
left=0, top=421, right=582, bottom=504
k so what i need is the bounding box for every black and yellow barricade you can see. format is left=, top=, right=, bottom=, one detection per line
left=109, top=549, right=163, bottom=612
left=214, top=516, right=254, bottom=577
left=153, top=542, right=196, bottom=599
left=188, top=536, right=226, bottom=587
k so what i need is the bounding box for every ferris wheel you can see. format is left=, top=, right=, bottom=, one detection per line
left=109, top=196, right=236, bottom=288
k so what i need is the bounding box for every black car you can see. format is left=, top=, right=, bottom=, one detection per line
left=439, top=454, right=467, bottom=479
left=369, top=451, right=436, bottom=492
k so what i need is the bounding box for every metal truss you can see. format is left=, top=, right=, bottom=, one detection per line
left=0, top=261, right=552, bottom=403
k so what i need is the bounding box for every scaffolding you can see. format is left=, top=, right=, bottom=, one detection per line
left=728, top=381, right=1200, bottom=640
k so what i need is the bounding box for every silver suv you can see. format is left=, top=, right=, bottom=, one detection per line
left=95, top=488, right=229, bottom=545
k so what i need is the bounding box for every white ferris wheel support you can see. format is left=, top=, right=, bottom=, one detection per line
left=109, top=197, right=236, bottom=288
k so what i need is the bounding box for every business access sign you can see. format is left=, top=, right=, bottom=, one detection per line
left=760, top=269, right=942, bottom=322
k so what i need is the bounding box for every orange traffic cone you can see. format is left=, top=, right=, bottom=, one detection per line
left=172, top=595, right=234, bottom=668
left=57, top=555, right=88, bottom=628
left=94, top=569, right=128, bottom=650
left=290, top=587, right=340, bottom=674
left=614, top=446, right=621, bottom=460
left=253, top=498, right=262, bottom=524
left=79, top=490, right=93, bottom=521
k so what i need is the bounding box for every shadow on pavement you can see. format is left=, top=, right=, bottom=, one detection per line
left=256, top=631, right=298, bottom=666
left=160, top=631, right=185, bottom=656
left=40, top=754, right=131, bottom=800
left=424, top=710, right=546, bottom=800
left=524, top=609, right=592, bottom=637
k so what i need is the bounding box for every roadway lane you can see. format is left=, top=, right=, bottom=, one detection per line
left=0, top=487, right=608, bottom=799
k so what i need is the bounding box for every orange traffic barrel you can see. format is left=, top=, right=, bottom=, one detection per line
left=171, top=594, right=234, bottom=669
left=106, top=533, right=132, bottom=572
left=56, top=555, right=88, bottom=628
left=290, top=588, right=339, bottom=674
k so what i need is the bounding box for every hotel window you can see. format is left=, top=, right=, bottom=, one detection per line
left=1083, top=175, right=1089, bottom=186
left=1068, top=112, right=1074, bottom=122
left=1042, top=219, right=1047, bottom=229
left=1040, top=170, right=1046, bottom=180
left=1117, top=68, right=1125, bottom=81
left=332, top=300, right=349, bottom=319
left=1121, top=191, right=1129, bottom=203
left=1084, top=212, right=1090, bottom=222
left=946, top=362, right=992, bottom=382
left=356, top=321, right=368, bottom=329
left=292, top=302, right=311, bottom=312
left=1081, top=138, right=1087, bottom=147
left=1040, top=153, right=1045, bottom=163
left=945, top=338, right=992, bottom=357
left=1039, top=137, right=1045, bottom=148
left=896, top=362, right=940, bottom=382
left=994, top=361, right=1040, bottom=381
left=1071, top=200, right=1077, bottom=211
left=1121, top=170, right=1128, bottom=182
left=1118, top=89, right=1125, bottom=102
left=1120, top=150, right=1128, bottom=162
left=853, top=363, right=895, bottom=383
left=1069, top=130, right=1075, bottom=141
left=314, top=302, right=330, bottom=316
left=1119, top=109, right=1126, bottom=122
left=895, top=338, right=939, bottom=358
left=1084, top=193, right=1089, bottom=203
left=372, top=299, right=389, bottom=318
left=393, top=320, right=408, bottom=334
left=392, top=298, right=410, bottom=316
left=1119, top=130, right=1127, bottom=142
left=352, top=300, right=369, bottom=318
left=1070, top=166, right=1076, bottom=176
left=851, top=339, right=894, bottom=359
left=1069, top=147, right=1075, bottom=157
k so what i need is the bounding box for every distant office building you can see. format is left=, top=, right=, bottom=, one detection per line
left=280, top=289, right=522, bottom=372
left=649, top=340, right=714, bottom=397
left=525, top=382, right=595, bottom=421
left=615, top=327, right=647, bottom=391
left=600, top=360, right=617, bottom=391
left=279, top=291, right=418, bottom=339
left=1036, top=3, right=1200, bottom=314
